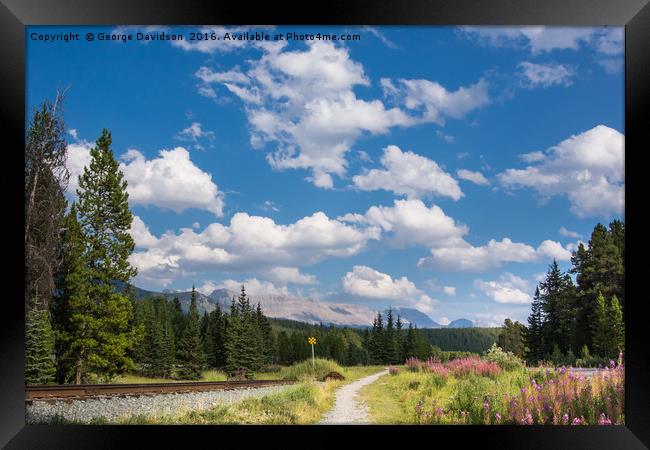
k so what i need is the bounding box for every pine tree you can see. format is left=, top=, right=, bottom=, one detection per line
left=404, top=323, right=416, bottom=359
left=225, top=286, right=261, bottom=377
left=525, top=287, right=545, bottom=364
left=201, top=311, right=215, bottom=367
left=25, top=307, right=56, bottom=384
left=25, top=93, right=69, bottom=384
left=608, top=295, right=624, bottom=356
left=591, top=292, right=609, bottom=357
left=51, top=204, right=93, bottom=383
left=68, top=129, right=138, bottom=382
left=209, top=305, right=227, bottom=368
left=538, top=260, right=576, bottom=354
left=385, top=307, right=399, bottom=364
left=396, top=315, right=404, bottom=363
left=255, top=302, right=275, bottom=366
left=176, top=286, right=205, bottom=379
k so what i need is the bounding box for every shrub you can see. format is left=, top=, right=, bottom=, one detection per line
left=484, top=343, right=524, bottom=371
left=280, top=358, right=344, bottom=381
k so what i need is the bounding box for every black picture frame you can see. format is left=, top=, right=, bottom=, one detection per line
left=2, top=0, right=648, bottom=448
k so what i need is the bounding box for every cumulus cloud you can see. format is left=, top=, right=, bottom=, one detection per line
left=456, top=169, right=490, bottom=186
left=129, top=212, right=380, bottom=288
left=339, top=199, right=468, bottom=248
left=517, top=62, right=575, bottom=88
left=342, top=265, right=437, bottom=313
left=196, top=41, right=488, bottom=188
left=559, top=227, right=582, bottom=239
left=266, top=266, right=318, bottom=285
left=353, top=145, right=464, bottom=200
left=175, top=122, right=215, bottom=149
left=498, top=125, right=624, bottom=218
left=67, top=140, right=225, bottom=217
left=417, top=237, right=572, bottom=272
left=474, top=272, right=532, bottom=304
left=120, top=148, right=225, bottom=217
left=443, top=286, right=456, bottom=296
left=460, top=26, right=618, bottom=55
left=381, top=77, right=490, bottom=124
left=519, top=151, right=545, bottom=162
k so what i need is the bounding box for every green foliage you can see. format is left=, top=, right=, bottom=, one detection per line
left=133, top=296, right=175, bottom=377
left=25, top=307, right=56, bottom=384
left=279, top=358, right=344, bottom=381
left=524, top=221, right=625, bottom=363
left=418, top=327, right=501, bottom=353
left=484, top=343, right=524, bottom=371
left=53, top=129, right=138, bottom=383
left=176, top=287, right=206, bottom=379
left=225, top=286, right=263, bottom=377
left=497, top=319, right=527, bottom=358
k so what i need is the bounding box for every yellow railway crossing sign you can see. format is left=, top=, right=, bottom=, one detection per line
left=308, top=337, right=317, bottom=345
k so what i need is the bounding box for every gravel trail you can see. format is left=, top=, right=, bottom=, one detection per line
left=27, top=384, right=294, bottom=424
left=319, top=369, right=388, bottom=425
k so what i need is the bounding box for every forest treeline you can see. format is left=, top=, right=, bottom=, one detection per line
left=495, top=221, right=625, bottom=366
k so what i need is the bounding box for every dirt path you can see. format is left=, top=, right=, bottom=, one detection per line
left=319, top=369, right=388, bottom=425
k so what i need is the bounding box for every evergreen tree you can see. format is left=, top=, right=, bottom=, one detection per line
left=225, top=286, right=261, bottom=377
left=177, top=287, right=205, bottom=379
left=385, top=308, right=399, bottom=364
left=497, top=319, right=526, bottom=358
left=25, top=307, right=56, bottom=384
left=609, top=295, right=625, bottom=356
left=591, top=292, right=609, bottom=357
left=67, top=129, right=138, bottom=382
left=209, top=305, right=228, bottom=369
left=396, top=315, right=404, bottom=363
left=404, top=323, right=417, bottom=359
left=538, top=260, right=576, bottom=354
left=201, top=311, right=215, bottom=367
left=25, top=93, right=69, bottom=384
left=255, top=302, right=275, bottom=366
left=525, top=287, right=545, bottom=364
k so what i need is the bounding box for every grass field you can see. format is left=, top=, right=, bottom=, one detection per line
left=360, top=357, right=624, bottom=425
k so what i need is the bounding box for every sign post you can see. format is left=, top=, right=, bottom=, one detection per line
left=308, top=336, right=316, bottom=369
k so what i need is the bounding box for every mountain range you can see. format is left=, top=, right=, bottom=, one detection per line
left=120, top=283, right=474, bottom=329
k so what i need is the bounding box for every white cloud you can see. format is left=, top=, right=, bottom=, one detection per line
left=498, top=125, right=624, bottom=218
left=418, top=237, right=571, bottom=272
left=474, top=272, right=532, bottom=304
left=342, top=265, right=437, bottom=313
left=519, top=151, right=545, bottom=162
left=353, top=145, right=464, bottom=200
left=66, top=140, right=225, bottom=217
left=196, top=41, right=489, bottom=188
left=213, top=278, right=290, bottom=297
left=68, top=129, right=78, bottom=140
left=339, top=199, right=468, bottom=248
left=120, top=147, right=225, bottom=217
left=559, top=227, right=582, bottom=239
left=129, top=211, right=380, bottom=288
left=192, top=222, right=201, bottom=229
left=363, top=26, right=399, bottom=49
left=456, top=169, right=490, bottom=186
left=438, top=317, right=451, bottom=326
left=266, top=267, right=318, bottom=285
left=443, top=286, right=456, bottom=296
left=436, top=130, right=454, bottom=143
left=382, top=77, right=490, bottom=124
left=175, top=122, right=215, bottom=147
left=517, top=62, right=575, bottom=88
left=461, top=26, right=605, bottom=54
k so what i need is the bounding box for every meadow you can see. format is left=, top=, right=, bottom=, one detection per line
left=360, top=349, right=624, bottom=425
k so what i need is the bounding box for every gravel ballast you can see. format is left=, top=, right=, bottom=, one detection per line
left=27, top=385, right=294, bottom=424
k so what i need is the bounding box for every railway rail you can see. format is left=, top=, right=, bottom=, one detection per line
left=26, top=379, right=296, bottom=402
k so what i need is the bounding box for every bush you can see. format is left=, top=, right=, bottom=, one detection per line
left=484, top=343, right=524, bottom=371
left=280, top=358, right=344, bottom=381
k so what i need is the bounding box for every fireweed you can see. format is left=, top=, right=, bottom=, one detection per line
left=410, top=354, right=624, bottom=425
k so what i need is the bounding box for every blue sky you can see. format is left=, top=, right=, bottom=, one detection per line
left=26, top=26, right=624, bottom=326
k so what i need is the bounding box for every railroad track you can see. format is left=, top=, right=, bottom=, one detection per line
left=26, top=379, right=296, bottom=402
